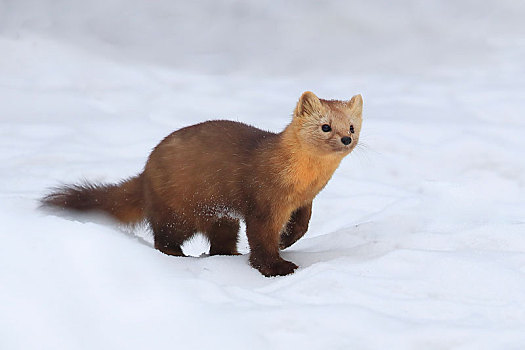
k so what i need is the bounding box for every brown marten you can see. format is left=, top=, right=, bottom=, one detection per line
left=42, top=91, right=363, bottom=277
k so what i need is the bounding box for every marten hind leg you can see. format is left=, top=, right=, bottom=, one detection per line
left=150, top=212, right=195, bottom=257
left=205, top=218, right=240, bottom=256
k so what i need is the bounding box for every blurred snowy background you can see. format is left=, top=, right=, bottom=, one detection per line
left=1, top=1, right=525, bottom=349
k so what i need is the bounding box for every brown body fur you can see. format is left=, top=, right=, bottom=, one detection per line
left=42, top=91, right=363, bottom=277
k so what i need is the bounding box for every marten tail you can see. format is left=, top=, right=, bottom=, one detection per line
left=41, top=175, right=145, bottom=224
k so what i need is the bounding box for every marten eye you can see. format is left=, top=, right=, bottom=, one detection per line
left=321, top=124, right=331, bottom=132
left=350, top=125, right=355, bottom=134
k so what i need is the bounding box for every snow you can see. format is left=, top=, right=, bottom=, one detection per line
left=1, top=1, right=525, bottom=349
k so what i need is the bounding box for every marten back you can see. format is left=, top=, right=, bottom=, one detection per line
left=141, top=120, right=287, bottom=236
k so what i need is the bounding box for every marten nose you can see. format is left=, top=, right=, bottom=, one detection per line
left=341, top=136, right=352, bottom=145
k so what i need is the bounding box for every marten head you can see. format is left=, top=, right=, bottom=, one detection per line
left=291, top=91, right=363, bottom=156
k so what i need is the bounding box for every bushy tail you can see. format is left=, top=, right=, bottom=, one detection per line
left=41, top=175, right=144, bottom=224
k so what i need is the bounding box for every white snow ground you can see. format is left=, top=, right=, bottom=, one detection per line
left=1, top=1, right=525, bottom=349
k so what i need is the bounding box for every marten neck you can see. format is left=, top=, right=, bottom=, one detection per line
left=268, top=122, right=344, bottom=201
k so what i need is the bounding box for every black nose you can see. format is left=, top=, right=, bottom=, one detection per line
left=341, top=136, right=352, bottom=145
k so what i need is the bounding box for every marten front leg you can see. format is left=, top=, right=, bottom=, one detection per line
left=279, top=202, right=312, bottom=250
left=246, top=212, right=298, bottom=277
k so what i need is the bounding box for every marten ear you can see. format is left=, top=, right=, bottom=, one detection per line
left=294, top=91, right=322, bottom=118
left=347, top=94, right=363, bottom=114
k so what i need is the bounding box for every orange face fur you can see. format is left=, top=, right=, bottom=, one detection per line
left=278, top=91, right=363, bottom=203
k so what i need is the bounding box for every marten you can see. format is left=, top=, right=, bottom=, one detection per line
left=42, top=91, right=363, bottom=277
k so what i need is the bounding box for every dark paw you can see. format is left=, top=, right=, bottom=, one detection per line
left=155, top=244, right=185, bottom=257
left=279, top=235, right=294, bottom=250
left=251, top=257, right=298, bottom=277
left=209, top=249, right=241, bottom=256
left=279, top=229, right=306, bottom=250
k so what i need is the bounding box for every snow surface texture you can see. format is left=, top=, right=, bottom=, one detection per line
left=1, top=1, right=525, bottom=349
